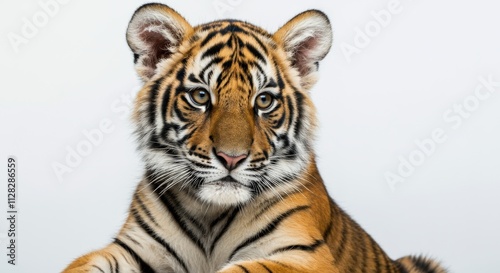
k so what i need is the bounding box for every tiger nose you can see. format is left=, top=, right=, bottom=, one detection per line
left=216, top=152, right=247, bottom=171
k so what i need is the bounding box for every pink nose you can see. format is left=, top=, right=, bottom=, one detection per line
left=216, top=152, right=247, bottom=170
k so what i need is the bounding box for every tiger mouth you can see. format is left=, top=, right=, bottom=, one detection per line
left=208, top=176, right=250, bottom=188
left=220, top=176, right=238, bottom=183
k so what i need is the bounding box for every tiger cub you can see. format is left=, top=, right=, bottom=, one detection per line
left=62, top=3, right=447, bottom=273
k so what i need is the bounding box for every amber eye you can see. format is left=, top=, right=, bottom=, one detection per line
left=255, top=93, right=274, bottom=110
left=190, top=89, right=210, bottom=106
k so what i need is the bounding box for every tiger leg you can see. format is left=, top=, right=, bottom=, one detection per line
left=217, top=244, right=340, bottom=273
left=62, top=243, right=142, bottom=273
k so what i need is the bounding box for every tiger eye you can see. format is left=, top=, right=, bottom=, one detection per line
left=190, top=89, right=210, bottom=105
left=255, top=93, right=274, bottom=110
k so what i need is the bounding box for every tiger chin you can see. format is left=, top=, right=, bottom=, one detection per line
left=62, top=3, right=447, bottom=273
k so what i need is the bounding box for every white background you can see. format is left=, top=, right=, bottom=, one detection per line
left=1, top=0, right=499, bottom=272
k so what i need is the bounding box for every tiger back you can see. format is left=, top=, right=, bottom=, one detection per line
left=62, top=3, right=447, bottom=273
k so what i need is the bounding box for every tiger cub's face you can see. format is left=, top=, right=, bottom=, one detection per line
left=127, top=4, right=332, bottom=206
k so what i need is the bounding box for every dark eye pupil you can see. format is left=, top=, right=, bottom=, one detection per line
left=191, top=89, right=209, bottom=105
left=256, top=94, right=273, bottom=109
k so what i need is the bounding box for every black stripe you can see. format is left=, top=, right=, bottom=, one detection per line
left=114, top=238, right=156, bottom=273
left=229, top=205, right=309, bottom=260
left=269, top=111, right=285, bottom=129
left=276, top=134, right=290, bottom=148
left=215, top=70, right=225, bottom=85
left=369, top=237, right=383, bottom=273
left=112, top=255, right=119, bottom=273
left=254, top=62, right=267, bottom=89
left=246, top=166, right=266, bottom=173
left=134, top=194, right=159, bottom=227
left=176, top=130, right=195, bottom=146
left=249, top=32, right=269, bottom=54
left=250, top=157, right=266, bottom=164
left=275, top=65, right=285, bottom=90
left=210, top=208, right=239, bottom=254
left=385, top=255, right=395, bottom=273
left=254, top=61, right=267, bottom=81
left=285, top=96, right=295, bottom=130
left=149, top=134, right=178, bottom=157
left=264, top=78, right=278, bottom=89
left=237, top=71, right=251, bottom=88
left=345, top=224, right=361, bottom=273
left=202, top=42, right=226, bottom=59
left=161, top=84, right=172, bottom=123
left=270, top=239, right=324, bottom=255
left=167, top=191, right=207, bottom=234
left=265, top=259, right=292, bottom=270
left=411, top=256, right=437, bottom=273
left=219, top=24, right=248, bottom=35
left=396, top=261, right=410, bottom=273
left=209, top=210, right=230, bottom=229
left=323, top=218, right=333, bottom=241
left=200, top=23, right=224, bottom=31
left=282, top=144, right=297, bottom=160
left=253, top=196, right=286, bottom=221
left=332, top=215, right=348, bottom=264
left=133, top=212, right=188, bottom=272
left=258, top=262, right=273, bottom=273
left=176, top=66, right=186, bottom=82
left=237, top=264, right=250, bottom=273
left=174, top=81, right=188, bottom=96
left=191, top=151, right=211, bottom=160
left=173, top=100, right=189, bottom=122
left=106, top=256, right=114, bottom=273
left=323, top=198, right=334, bottom=241
left=244, top=70, right=254, bottom=90
left=187, top=73, right=202, bottom=84
left=124, top=234, right=141, bottom=247
left=200, top=31, right=219, bottom=47
left=238, top=59, right=249, bottom=71
left=189, top=160, right=217, bottom=169
left=91, top=265, right=105, bottom=273
left=359, top=236, right=367, bottom=273
left=160, top=121, right=181, bottom=137
left=262, top=150, right=269, bottom=160
left=157, top=190, right=206, bottom=255
left=189, top=34, right=200, bottom=44
left=148, top=78, right=163, bottom=126
left=245, top=42, right=266, bottom=64
left=264, top=131, right=276, bottom=152
left=200, top=56, right=224, bottom=78
left=293, top=91, right=304, bottom=137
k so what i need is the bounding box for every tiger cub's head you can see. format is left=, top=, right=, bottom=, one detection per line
left=126, top=3, right=332, bottom=206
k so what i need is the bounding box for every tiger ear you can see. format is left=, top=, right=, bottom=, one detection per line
left=273, top=10, right=332, bottom=89
left=126, top=3, right=192, bottom=82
